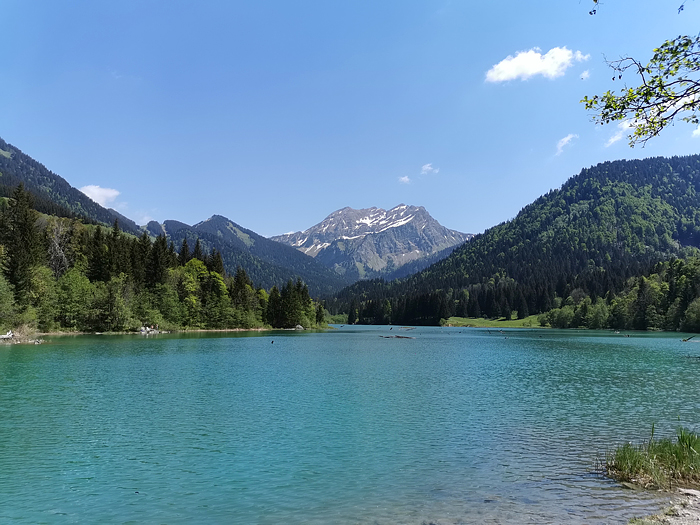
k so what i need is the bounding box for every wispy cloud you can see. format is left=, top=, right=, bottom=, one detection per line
left=398, top=176, right=411, bottom=184
left=693, top=126, right=700, bottom=138
left=80, top=185, right=120, bottom=207
left=605, top=120, right=634, bottom=147
left=580, top=70, right=590, bottom=80
left=556, top=134, right=578, bottom=155
left=421, top=163, right=439, bottom=175
left=486, top=47, right=590, bottom=82
left=134, top=213, right=154, bottom=224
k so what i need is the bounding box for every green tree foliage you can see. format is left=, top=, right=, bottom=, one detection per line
left=0, top=274, right=16, bottom=330
left=583, top=3, right=699, bottom=145
left=31, top=266, right=58, bottom=332
left=88, top=226, right=109, bottom=282
left=192, top=238, right=204, bottom=262
left=178, top=237, right=190, bottom=266
left=1, top=136, right=349, bottom=297
left=538, top=257, right=700, bottom=332
left=0, top=185, right=326, bottom=333
left=2, top=183, right=41, bottom=304
left=146, top=235, right=170, bottom=288
left=329, top=155, right=700, bottom=326
left=57, top=267, right=94, bottom=330
left=266, top=285, right=282, bottom=327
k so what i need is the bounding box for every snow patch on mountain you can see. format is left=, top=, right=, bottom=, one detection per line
left=271, top=204, right=473, bottom=278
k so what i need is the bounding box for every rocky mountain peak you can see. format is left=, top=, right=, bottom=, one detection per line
left=271, top=205, right=472, bottom=279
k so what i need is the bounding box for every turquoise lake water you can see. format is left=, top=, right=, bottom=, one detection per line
left=1, top=326, right=700, bottom=523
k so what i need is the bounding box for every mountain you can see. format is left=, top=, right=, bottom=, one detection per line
left=0, top=137, right=140, bottom=234
left=271, top=204, right=472, bottom=279
left=0, top=136, right=350, bottom=295
left=151, top=215, right=352, bottom=296
left=331, top=155, right=700, bottom=324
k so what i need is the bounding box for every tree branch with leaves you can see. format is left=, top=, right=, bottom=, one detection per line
left=583, top=1, right=699, bottom=146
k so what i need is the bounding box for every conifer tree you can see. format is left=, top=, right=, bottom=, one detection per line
left=131, top=232, right=151, bottom=288
left=178, top=238, right=190, bottom=266
left=192, top=238, right=204, bottom=262
left=348, top=299, right=358, bottom=325
left=515, top=288, right=529, bottom=319
left=316, top=303, right=325, bottom=325
left=231, top=267, right=253, bottom=308
left=168, top=241, right=178, bottom=268
left=2, top=184, right=41, bottom=304
left=267, top=285, right=282, bottom=327
left=108, top=219, right=128, bottom=277
left=88, top=226, right=110, bottom=282
left=209, top=248, right=225, bottom=276
left=146, top=234, right=169, bottom=287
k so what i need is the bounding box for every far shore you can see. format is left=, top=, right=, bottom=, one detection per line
left=443, top=314, right=544, bottom=328
left=36, top=327, right=272, bottom=336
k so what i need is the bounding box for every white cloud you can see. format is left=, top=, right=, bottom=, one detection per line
left=580, top=70, right=590, bottom=80
left=692, top=126, right=700, bottom=138
left=79, top=185, right=120, bottom=207
left=556, top=134, right=578, bottom=155
left=421, top=163, right=439, bottom=175
left=399, top=176, right=411, bottom=184
left=486, top=46, right=590, bottom=82
left=605, top=120, right=634, bottom=147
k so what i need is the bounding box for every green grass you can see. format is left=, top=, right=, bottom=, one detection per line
left=0, top=148, right=11, bottom=159
left=328, top=314, right=348, bottom=324
left=442, top=315, right=543, bottom=328
left=606, top=426, right=700, bottom=489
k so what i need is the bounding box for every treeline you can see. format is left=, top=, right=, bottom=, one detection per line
left=540, top=257, right=700, bottom=331
left=0, top=184, right=325, bottom=332
left=332, top=260, right=655, bottom=326
left=341, top=272, right=618, bottom=326
left=328, top=155, right=700, bottom=326
left=340, top=256, right=700, bottom=332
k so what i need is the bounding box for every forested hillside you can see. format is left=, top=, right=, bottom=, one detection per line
left=0, top=137, right=140, bottom=233
left=540, top=257, right=700, bottom=332
left=0, top=185, right=326, bottom=333
left=329, top=155, right=700, bottom=325
left=144, top=215, right=353, bottom=297
left=0, top=137, right=350, bottom=296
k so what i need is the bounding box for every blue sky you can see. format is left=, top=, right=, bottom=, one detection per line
left=1, top=0, right=698, bottom=236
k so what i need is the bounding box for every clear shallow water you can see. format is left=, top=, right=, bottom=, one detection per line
left=1, top=327, right=700, bottom=524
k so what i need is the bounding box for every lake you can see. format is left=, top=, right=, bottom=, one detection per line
left=1, top=326, right=698, bottom=523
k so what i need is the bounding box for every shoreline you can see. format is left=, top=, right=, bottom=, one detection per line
left=0, top=326, right=303, bottom=344
left=36, top=327, right=273, bottom=336
left=632, top=488, right=700, bottom=524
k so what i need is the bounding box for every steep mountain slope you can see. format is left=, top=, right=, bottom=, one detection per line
left=272, top=204, right=471, bottom=279
left=0, top=136, right=349, bottom=295
left=153, top=215, right=352, bottom=296
left=332, top=155, right=700, bottom=323
left=0, top=137, right=140, bottom=233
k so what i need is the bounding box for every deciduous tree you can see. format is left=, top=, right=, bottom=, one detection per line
left=584, top=2, right=699, bottom=145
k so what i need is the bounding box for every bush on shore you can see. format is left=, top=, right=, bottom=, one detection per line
left=606, top=426, right=700, bottom=489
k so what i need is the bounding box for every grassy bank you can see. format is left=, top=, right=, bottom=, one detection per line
left=606, top=427, right=700, bottom=489
left=442, top=315, right=543, bottom=328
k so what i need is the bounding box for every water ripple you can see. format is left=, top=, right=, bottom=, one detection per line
left=0, top=328, right=693, bottom=523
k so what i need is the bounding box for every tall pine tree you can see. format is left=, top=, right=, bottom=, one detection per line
left=192, top=238, right=204, bottom=262
left=2, top=184, right=41, bottom=304
left=178, top=238, right=190, bottom=266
